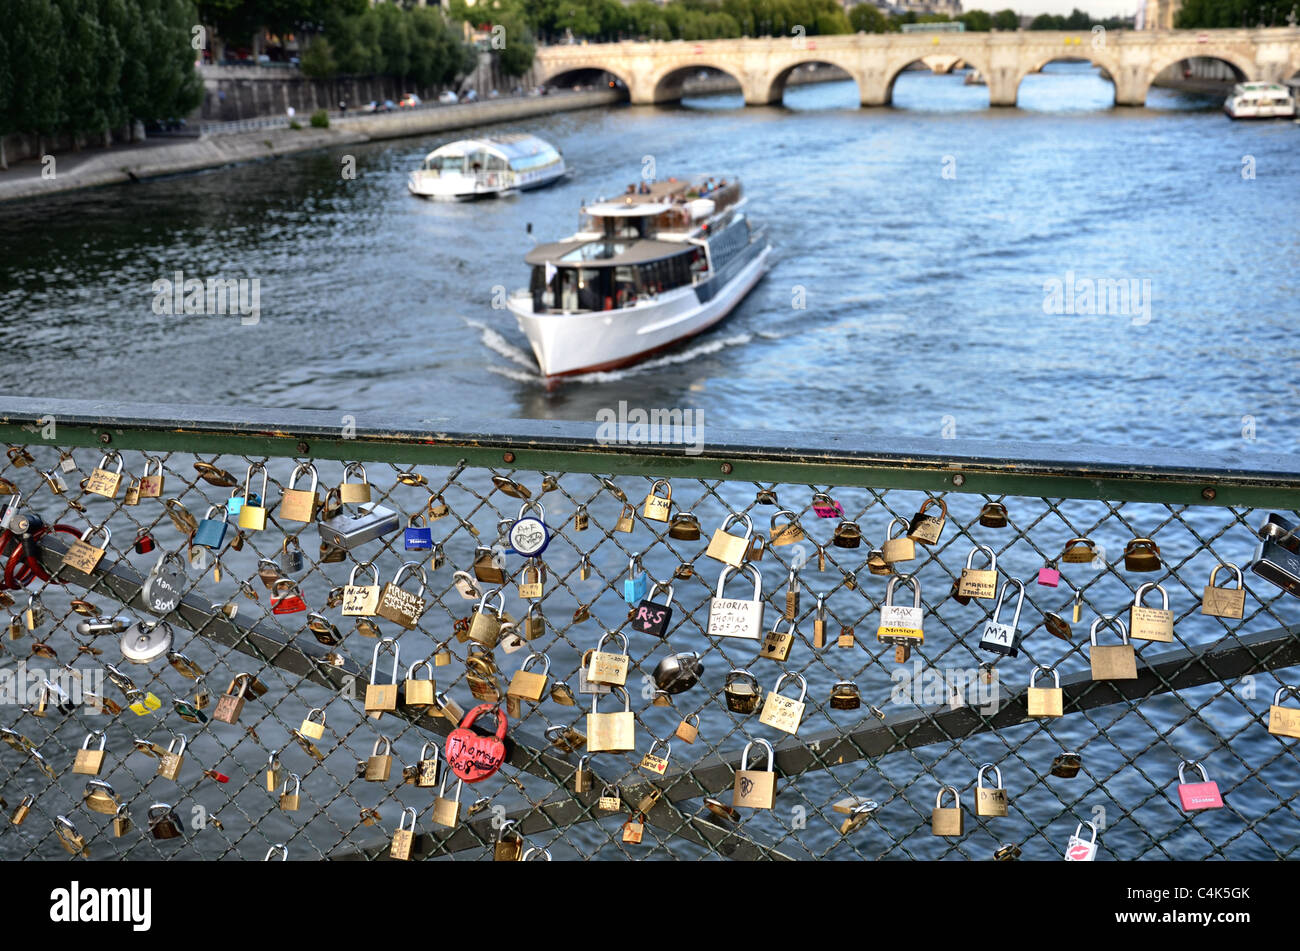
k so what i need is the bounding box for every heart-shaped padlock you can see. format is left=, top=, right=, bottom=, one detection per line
left=445, top=703, right=508, bottom=784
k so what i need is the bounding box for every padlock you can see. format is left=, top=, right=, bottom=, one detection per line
left=827, top=519, right=858, bottom=550
left=10, top=794, right=34, bottom=826
left=1037, top=560, right=1060, bottom=587
left=54, top=815, right=89, bottom=857
left=746, top=532, right=767, bottom=561
left=1176, top=760, right=1224, bottom=812
left=979, top=578, right=1024, bottom=657
left=706, top=513, right=753, bottom=567
left=81, top=779, right=121, bottom=815
left=405, top=659, right=437, bottom=707
left=1268, top=685, right=1300, bottom=738
left=572, top=504, right=590, bottom=531
left=1050, top=751, right=1082, bottom=779
left=759, top=671, right=807, bottom=734
left=390, top=807, right=418, bottom=861
left=613, top=503, right=635, bottom=533
left=830, top=680, right=862, bottom=710
left=723, top=667, right=762, bottom=714
left=732, top=738, right=777, bottom=810
left=112, top=803, right=133, bottom=838
left=297, top=707, right=326, bottom=741
left=278, top=773, right=302, bottom=811
left=622, top=815, right=645, bottom=844
left=640, top=738, right=672, bottom=775
left=342, top=562, right=381, bottom=617
left=1071, top=588, right=1083, bottom=623
left=597, top=784, right=622, bottom=811
left=587, top=630, right=631, bottom=687
left=759, top=617, right=797, bottom=662
left=433, top=689, right=466, bottom=724
left=769, top=509, right=805, bottom=546
left=278, top=462, right=319, bottom=523
left=73, top=730, right=107, bottom=776
left=415, top=742, right=441, bottom=788
left=812, top=595, right=828, bottom=647
left=975, top=763, right=1009, bottom=817
left=587, top=686, right=635, bottom=753
left=404, top=513, right=433, bottom=550
left=978, top=501, right=1009, bottom=528
left=631, top=582, right=674, bottom=638
left=446, top=703, right=509, bottom=782
left=148, top=803, right=183, bottom=840
left=643, top=479, right=672, bottom=521
left=1202, top=562, right=1246, bottom=619
left=472, top=545, right=507, bottom=584
left=432, top=771, right=463, bottom=827
left=1064, top=820, right=1098, bottom=861
left=513, top=558, right=544, bottom=600
left=708, top=563, right=764, bottom=640
left=958, top=545, right=998, bottom=599
left=317, top=501, right=400, bottom=550
left=366, top=638, right=401, bottom=715
left=270, top=578, right=307, bottom=615
left=668, top=512, right=701, bottom=540
left=237, top=464, right=269, bottom=531
left=213, top=674, right=251, bottom=723
left=468, top=587, right=504, bottom=647
left=86, top=451, right=124, bottom=498
left=1027, top=666, right=1064, bottom=717
left=1089, top=615, right=1137, bottom=680
left=624, top=553, right=649, bottom=604
left=577, top=647, right=612, bottom=697
left=675, top=713, right=700, bottom=744
left=157, top=733, right=187, bottom=781
left=881, top=517, right=915, bottom=563
left=572, top=754, right=594, bottom=793
left=578, top=554, right=594, bottom=581
left=61, top=524, right=111, bottom=575
left=279, top=536, right=305, bottom=574
left=810, top=492, right=842, bottom=519
left=1130, top=581, right=1174, bottom=642
left=1249, top=512, right=1300, bottom=598
left=133, top=527, right=156, bottom=554
left=306, top=612, right=342, bottom=646
left=508, top=500, right=550, bottom=557
left=545, top=724, right=586, bottom=753
left=877, top=574, right=924, bottom=646
left=782, top=567, right=801, bottom=620
left=931, top=784, right=963, bottom=836
left=375, top=562, right=428, bottom=630
left=508, top=651, right=551, bottom=702
left=192, top=506, right=229, bottom=550
left=366, top=737, right=394, bottom=781
left=907, top=497, right=947, bottom=545
left=427, top=493, right=449, bottom=521
left=1061, top=536, right=1098, bottom=564
left=338, top=462, right=372, bottom=503
left=265, top=751, right=286, bottom=792
left=1123, top=536, right=1161, bottom=572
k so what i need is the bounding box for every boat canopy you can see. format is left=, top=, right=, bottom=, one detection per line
left=582, top=201, right=674, bottom=218
left=525, top=238, right=692, bottom=268
left=420, top=133, right=561, bottom=172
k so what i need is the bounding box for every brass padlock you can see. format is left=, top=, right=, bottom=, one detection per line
left=975, top=764, right=1009, bottom=817
left=1130, top=581, right=1174, bottom=642
left=213, top=674, right=250, bottom=724
left=365, top=638, right=401, bottom=716
left=1268, top=685, right=1300, bottom=739
left=587, top=686, right=635, bottom=753
left=1202, top=562, right=1246, bottom=619
left=432, top=773, right=462, bottom=828
left=405, top=659, right=436, bottom=707
left=416, top=742, right=441, bottom=787
left=832, top=519, right=863, bottom=549
left=278, top=462, right=320, bottom=523
left=769, top=509, right=804, bottom=546
left=11, top=794, right=34, bottom=825
left=759, top=618, right=797, bottom=662
left=931, top=784, right=963, bottom=836
left=668, top=513, right=701, bottom=540
left=468, top=588, right=504, bottom=647
left=278, top=773, right=301, bottom=811
left=300, top=707, right=327, bottom=740
left=880, top=517, right=914, bottom=562
left=147, top=803, right=184, bottom=840
left=643, top=479, right=672, bottom=521
left=957, top=545, right=998, bottom=599
left=157, top=734, right=187, bottom=781
left=705, top=513, right=753, bottom=567
left=829, top=680, right=861, bottom=710
left=1089, top=616, right=1137, bottom=680
left=365, top=737, right=394, bottom=781
left=54, top=815, right=89, bottom=857
left=723, top=667, right=762, bottom=714
left=1027, top=666, right=1064, bottom=718
left=83, top=780, right=120, bottom=815
left=614, top=504, right=635, bottom=533
left=812, top=595, right=827, bottom=647
left=674, top=713, right=700, bottom=744
left=507, top=651, right=551, bottom=702
left=1061, top=536, right=1099, bottom=564
left=907, top=497, right=947, bottom=545
left=266, top=751, right=285, bottom=791
left=758, top=671, right=807, bottom=735
left=494, top=820, right=525, bottom=861
left=390, top=807, right=418, bottom=861
left=573, top=504, right=590, bottom=531
left=1123, top=536, right=1161, bottom=572
left=73, top=730, right=107, bottom=776
left=573, top=754, right=593, bottom=793
left=1050, top=751, right=1082, bottom=779
left=732, top=739, right=776, bottom=810
left=978, top=501, right=1009, bottom=528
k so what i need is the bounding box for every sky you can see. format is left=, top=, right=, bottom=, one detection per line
left=999, top=0, right=1139, bottom=15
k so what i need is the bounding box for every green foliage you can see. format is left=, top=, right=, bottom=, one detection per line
left=1176, top=0, right=1296, bottom=27
left=300, top=35, right=337, bottom=78
left=309, top=108, right=328, bottom=127
left=959, top=9, right=992, bottom=31
left=1029, top=13, right=1061, bottom=29
left=991, top=8, right=1019, bottom=30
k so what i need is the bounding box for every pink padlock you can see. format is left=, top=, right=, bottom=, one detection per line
left=1176, top=761, right=1224, bottom=812
left=811, top=492, right=843, bottom=519
left=1038, top=565, right=1061, bottom=587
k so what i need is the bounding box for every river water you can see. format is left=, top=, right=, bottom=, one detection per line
left=2, top=64, right=1299, bottom=861
left=2, top=63, right=1298, bottom=452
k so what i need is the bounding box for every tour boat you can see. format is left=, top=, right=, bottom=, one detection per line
left=506, top=176, right=772, bottom=379
left=407, top=133, right=566, bottom=200
left=1223, top=82, right=1296, bottom=119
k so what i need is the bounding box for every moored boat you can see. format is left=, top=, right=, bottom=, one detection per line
left=506, top=176, right=771, bottom=379
left=407, top=133, right=566, bottom=200
left=1224, top=82, right=1296, bottom=119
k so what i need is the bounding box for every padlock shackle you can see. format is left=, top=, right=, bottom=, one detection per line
left=719, top=512, right=754, bottom=538
left=398, top=806, right=417, bottom=831
left=770, top=509, right=801, bottom=534
left=935, top=784, right=960, bottom=809
left=716, top=561, right=762, bottom=599
left=520, top=651, right=551, bottom=676
left=976, top=763, right=1003, bottom=790
left=590, top=685, right=631, bottom=715
left=1089, top=615, right=1130, bottom=646
left=772, top=670, right=807, bottom=702
left=392, top=560, right=428, bottom=596
left=965, top=544, right=996, bottom=571
left=287, top=462, right=319, bottom=493
left=725, top=667, right=758, bottom=689
left=1029, top=665, right=1060, bottom=689
left=459, top=702, right=509, bottom=739
left=348, top=561, right=380, bottom=586
left=647, top=580, right=674, bottom=604
left=648, top=479, right=671, bottom=499
left=886, top=516, right=910, bottom=539
left=884, top=573, right=921, bottom=608
left=475, top=587, right=505, bottom=615
left=1273, top=684, right=1300, bottom=706
left=1073, top=820, right=1098, bottom=844
left=1134, top=581, right=1169, bottom=610
left=740, top=737, right=774, bottom=772
left=244, top=462, right=268, bottom=498
left=371, top=637, right=401, bottom=683
left=595, top=630, right=628, bottom=655
left=1177, top=760, right=1210, bottom=785
left=993, top=578, right=1025, bottom=628
left=371, top=736, right=392, bottom=756
left=1208, top=562, right=1244, bottom=590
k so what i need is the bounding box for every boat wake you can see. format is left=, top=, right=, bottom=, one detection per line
left=467, top=316, right=757, bottom=384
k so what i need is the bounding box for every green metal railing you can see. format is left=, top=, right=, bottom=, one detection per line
left=0, top=397, right=1297, bottom=861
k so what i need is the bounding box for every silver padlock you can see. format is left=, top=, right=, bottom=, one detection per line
left=979, top=578, right=1024, bottom=657
left=142, top=551, right=187, bottom=615
left=1250, top=512, right=1300, bottom=599
left=317, top=502, right=400, bottom=550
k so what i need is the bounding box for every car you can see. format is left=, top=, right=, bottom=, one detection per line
left=438, top=90, right=459, bottom=104
left=398, top=93, right=421, bottom=108
left=463, top=89, right=477, bottom=102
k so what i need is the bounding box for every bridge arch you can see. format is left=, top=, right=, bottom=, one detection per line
left=1014, top=53, right=1122, bottom=107
left=650, top=62, right=748, bottom=105
left=759, top=58, right=861, bottom=105
left=1132, top=50, right=1257, bottom=104
left=541, top=65, right=631, bottom=93
left=882, top=51, right=992, bottom=106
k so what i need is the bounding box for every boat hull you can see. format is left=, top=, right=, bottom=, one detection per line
left=408, top=163, right=567, bottom=200
left=508, top=242, right=771, bottom=378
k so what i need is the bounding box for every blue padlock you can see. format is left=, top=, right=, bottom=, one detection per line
left=624, top=553, right=648, bottom=605
left=227, top=489, right=260, bottom=517
left=404, top=514, right=433, bottom=550
left=194, top=505, right=229, bottom=549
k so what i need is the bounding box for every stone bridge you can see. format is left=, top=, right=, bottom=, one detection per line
left=536, top=28, right=1300, bottom=107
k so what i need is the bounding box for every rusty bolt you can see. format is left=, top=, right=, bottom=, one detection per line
left=503, top=452, right=516, bottom=464
left=720, top=462, right=733, bottom=475
left=1202, top=487, right=1217, bottom=501
left=297, top=441, right=310, bottom=454
left=952, top=473, right=965, bottom=487
left=98, top=432, right=112, bottom=445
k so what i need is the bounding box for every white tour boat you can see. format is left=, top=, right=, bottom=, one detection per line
left=506, top=176, right=772, bottom=379
left=1224, top=82, right=1296, bottom=119
left=407, top=133, right=566, bottom=200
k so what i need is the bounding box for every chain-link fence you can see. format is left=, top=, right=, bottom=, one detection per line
left=1, top=398, right=1298, bottom=861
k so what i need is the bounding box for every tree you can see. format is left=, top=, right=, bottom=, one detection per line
left=300, top=34, right=337, bottom=78
left=1029, top=13, right=1062, bottom=29
left=991, top=8, right=1018, bottom=30
left=959, top=9, right=992, bottom=31
left=12, top=0, right=65, bottom=155
left=1063, top=7, right=1091, bottom=29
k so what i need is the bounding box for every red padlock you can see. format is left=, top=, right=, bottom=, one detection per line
left=134, top=528, right=156, bottom=555
left=445, top=703, right=508, bottom=783
left=1176, top=761, right=1224, bottom=812
left=270, top=579, right=307, bottom=615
